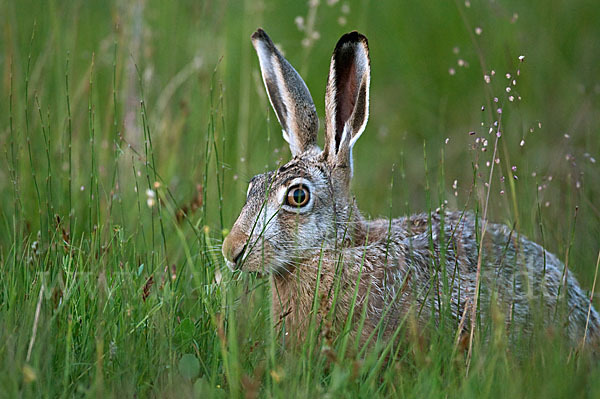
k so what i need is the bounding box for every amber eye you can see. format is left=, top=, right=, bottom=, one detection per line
left=286, top=184, right=310, bottom=207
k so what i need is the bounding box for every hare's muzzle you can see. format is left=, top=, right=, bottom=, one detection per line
left=222, top=229, right=248, bottom=271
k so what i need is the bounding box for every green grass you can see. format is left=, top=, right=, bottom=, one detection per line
left=1, top=0, right=600, bottom=397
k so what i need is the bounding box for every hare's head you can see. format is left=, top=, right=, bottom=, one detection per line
left=222, top=29, right=370, bottom=275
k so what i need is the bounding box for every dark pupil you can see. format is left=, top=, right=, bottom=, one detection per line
left=292, top=188, right=306, bottom=205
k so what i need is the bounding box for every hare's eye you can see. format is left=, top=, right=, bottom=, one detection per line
left=286, top=184, right=310, bottom=207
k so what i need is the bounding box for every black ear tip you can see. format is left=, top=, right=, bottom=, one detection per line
left=251, top=28, right=277, bottom=52
left=335, top=31, right=369, bottom=50
left=251, top=28, right=270, bottom=42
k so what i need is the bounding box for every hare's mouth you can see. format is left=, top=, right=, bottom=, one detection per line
left=225, top=260, right=238, bottom=272
left=247, top=270, right=267, bottom=278
left=225, top=258, right=267, bottom=278
left=237, top=250, right=296, bottom=278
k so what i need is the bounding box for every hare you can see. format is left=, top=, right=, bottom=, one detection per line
left=222, top=28, right=599, bottom=347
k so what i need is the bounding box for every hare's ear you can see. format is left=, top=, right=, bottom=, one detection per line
left=324, top=31, right=370, bottom=171
left=251, top=29, right=319, bottom=157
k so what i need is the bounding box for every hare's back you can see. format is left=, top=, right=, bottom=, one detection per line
left=393, top=211, right=599, bottom=341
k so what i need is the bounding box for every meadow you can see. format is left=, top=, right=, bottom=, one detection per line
left=1, top=0, right=600, bottom=397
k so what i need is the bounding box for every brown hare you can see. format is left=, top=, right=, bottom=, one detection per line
left=222, top=28, right=599, bottom=347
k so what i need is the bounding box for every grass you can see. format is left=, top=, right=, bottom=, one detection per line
left=1, top=0, right=600, bottom=397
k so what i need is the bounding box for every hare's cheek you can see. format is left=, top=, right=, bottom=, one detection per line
left=278, top=213, right=317, bottom=249
left=251, top=204, right=286, bottom=247
left=302, top=215, right=321, bottom=240
left=279, top=212, right=305, bottom=233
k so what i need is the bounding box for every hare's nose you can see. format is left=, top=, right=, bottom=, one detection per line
left=222, top=230, right=249, bottom=269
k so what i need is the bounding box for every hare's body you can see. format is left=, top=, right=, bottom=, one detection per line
left=271, top=207, right=599, bottom=344
left=222, top=29, right=599, bottom=346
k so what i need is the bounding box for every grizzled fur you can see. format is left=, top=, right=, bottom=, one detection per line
left=222, top=29, right=600, bottom=347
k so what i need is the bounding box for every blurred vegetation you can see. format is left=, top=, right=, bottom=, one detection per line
left=1, top=0, right=599, bottom=397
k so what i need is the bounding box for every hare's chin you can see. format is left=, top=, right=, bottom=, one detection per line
left=225, top=260, right=237, bottom=272
left=237, top=254, right=292, bottom=277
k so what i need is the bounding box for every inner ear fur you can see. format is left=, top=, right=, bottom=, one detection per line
left=324, top=31, right=370, bottom=167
